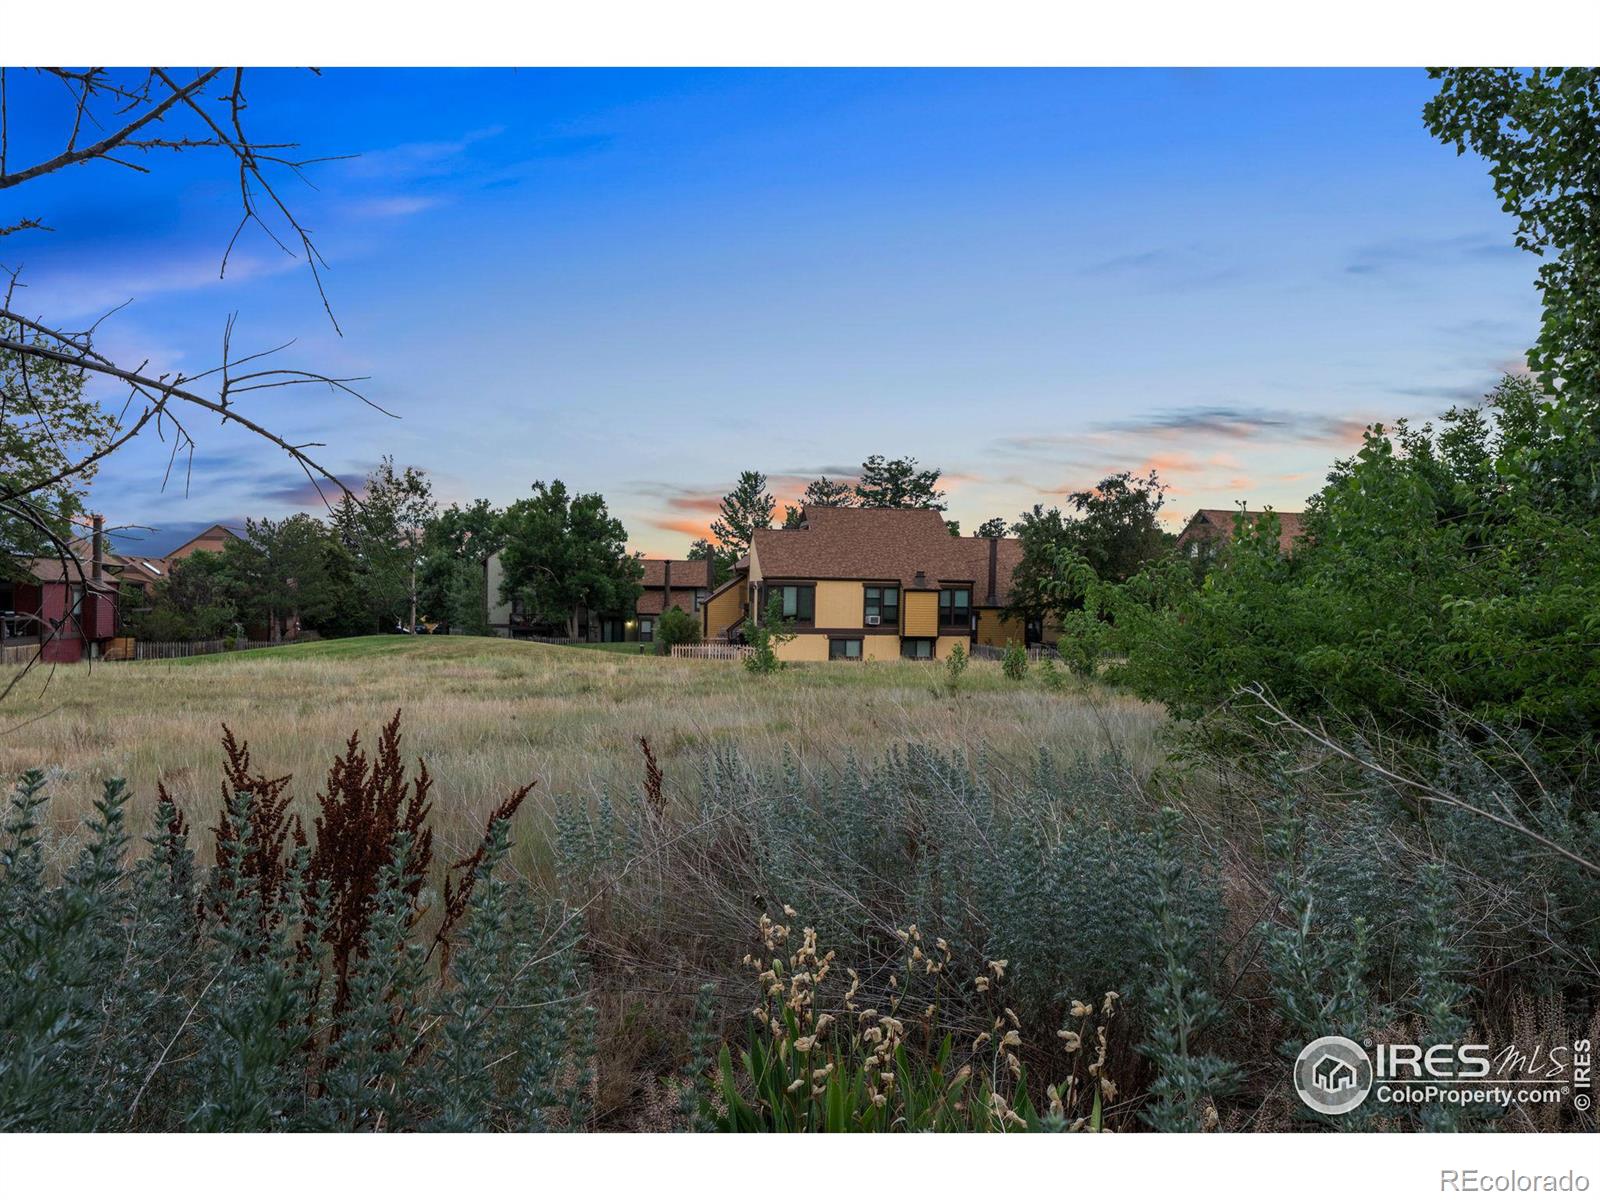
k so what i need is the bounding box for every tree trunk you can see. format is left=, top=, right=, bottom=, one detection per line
left=567, top=608, right=579, bottom=640
left=409, top=558, right=417, bottom=634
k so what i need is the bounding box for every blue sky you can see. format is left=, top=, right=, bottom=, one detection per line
left=6, top=68, right=1539, bottom=556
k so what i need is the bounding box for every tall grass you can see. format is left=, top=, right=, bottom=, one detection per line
left=2, top=639, right=1595, bottom=1132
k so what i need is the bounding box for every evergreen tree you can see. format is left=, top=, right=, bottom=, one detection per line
left=854, top=456, right=945, bottom=509
left=708, top=471, right=774, bottom=562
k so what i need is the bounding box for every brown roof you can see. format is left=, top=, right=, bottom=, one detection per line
left=751, top=506, right=1022, bottom=603
left=162, top=523, right=240, bottom=560
left=21, top=537, right=167, bottom=587
left=1176, top=508, right=1305, bottom=555
left=640, top=558, right=714, bottom=589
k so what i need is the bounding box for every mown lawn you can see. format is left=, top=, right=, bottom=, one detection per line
left=1, top=635, right=1163, bottom=865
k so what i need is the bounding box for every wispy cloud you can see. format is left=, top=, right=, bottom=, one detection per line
left=346, top=195, right=443, bottom=219
left=1345, top=233, right=1520, bottom=277
left=1091, top=405, right=1374, bottom=447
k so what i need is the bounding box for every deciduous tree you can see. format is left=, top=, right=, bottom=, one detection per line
left=499, top=480, right=641, bottom=639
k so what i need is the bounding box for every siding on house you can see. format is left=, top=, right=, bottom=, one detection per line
left=814, top=580, right=862, bottom=628
left=701, top=576, right=746, bottom=639
left=975, top=608, right=1025, bottom=647
left=903, top=590, right=938, bottom=637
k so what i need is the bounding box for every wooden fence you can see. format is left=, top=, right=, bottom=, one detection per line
left=670, top=641, right=752, bottom=661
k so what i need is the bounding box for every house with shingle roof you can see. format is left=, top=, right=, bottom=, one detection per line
left=2, top=514, right=169, bottom=664
left=699, top=506, right=1028, bottom=662
left=1173, top=508, right=1306, bottom=558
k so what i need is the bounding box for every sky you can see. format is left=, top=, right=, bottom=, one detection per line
left=4, top=68, right=1540, bottom=558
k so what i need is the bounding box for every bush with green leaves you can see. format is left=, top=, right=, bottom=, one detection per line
left=1000, top=640, right=1028, bottom=682
left=742, top=592, right=795, bottom=675
left=944, top=640, right=968, bottom=692
left=1108, top=377, right=1600, bottom=780
left=654, top=604, right=699, bottom=655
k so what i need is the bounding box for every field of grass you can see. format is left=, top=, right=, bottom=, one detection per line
left=1, top=635, right=1164, bottom=865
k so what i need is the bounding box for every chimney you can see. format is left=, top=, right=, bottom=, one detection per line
left=986, top=536, right=999, bottom=607
left=91, top=514, right=105, bottom=584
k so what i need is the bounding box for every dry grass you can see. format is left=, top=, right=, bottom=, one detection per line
left=0, top=635, right=1165, bottom=868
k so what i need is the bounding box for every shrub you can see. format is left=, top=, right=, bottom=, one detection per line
left=1055, top=610, right=1105, bottom=678
left=1000, top=640, right=1028, bottom=681
left=0, top=716, right=603, bottom=1132
left=1110, top=378, right=1600, bottom=778
left=944, top=640, right=968, bottom=693
left=655, top=605, right=699, bottom=655
left=743, top=593, right=794, bottom=675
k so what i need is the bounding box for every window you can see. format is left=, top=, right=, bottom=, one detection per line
left=770, top=584, right=815, bottom=622
left=939, top=587, right=971, bottom=626
left=901, top=637, right=935, bottom=660
left=864, top=585, right=900, bottom=627
left=638, top=618, right=655, bottom=642
left=829, top=638, right=862, bottom=660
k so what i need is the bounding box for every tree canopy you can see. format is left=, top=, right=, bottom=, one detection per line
left=1425, top=68, right=1600, bottom=402
left=854, top=455, right=945, bottom=510
left=499, top=480, right=641, bottom=639
left=709, top=470, right=774, bottom=562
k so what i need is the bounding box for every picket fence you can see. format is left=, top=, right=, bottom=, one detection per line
left=669, top=641, right=752, bottom=661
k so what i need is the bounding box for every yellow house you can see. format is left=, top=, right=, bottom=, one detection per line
left=700, top=506, right=1028, bottom=662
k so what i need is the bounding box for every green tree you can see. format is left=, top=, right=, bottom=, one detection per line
left=1065, top=469, right=1171, bottom=582
left=337, top=458, right=436, bottom=633
left=1004, top=472, right=1171, bottom=629
left=124, top=550, right=239, bottom=641
left=222, top=514, right=352, bottom=642
left=499, top=481, right=641, bottom=639
left=1110, top=375, right=1600, bottom=772
left=1004, top=505, right=1081, bottom=628
left=854, top=455, right=945, bottom=509
left=686, top=537, right=735, bottom=586
left=1425, top=68, right=1600, bottom=401
left=1, top=321, right=113, bottom=575
left=974, top=517, right=1010, bottom=539
left=709, top=471, right=774, bottom=563
left=418, top=499, right=503, bottom=632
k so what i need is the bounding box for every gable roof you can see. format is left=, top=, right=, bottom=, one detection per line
left=1176, top=508, right=1305, bottom=555
left=162, top=523, right=240, bottom=560
left=20, top=537, right=166, bottom=587
left=750, top=506, right=1023, bottom=603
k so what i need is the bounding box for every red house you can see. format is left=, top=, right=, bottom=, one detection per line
left=1, top=516, right=165, bottom=665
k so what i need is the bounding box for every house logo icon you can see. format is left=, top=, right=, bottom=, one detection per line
left=1294, top=1036, right=1373, bottom=1116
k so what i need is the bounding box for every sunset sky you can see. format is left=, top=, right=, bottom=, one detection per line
left=7, top=68, right=1539, bottom=556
